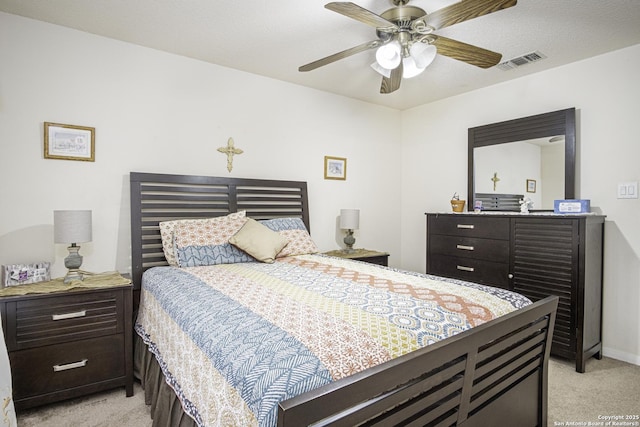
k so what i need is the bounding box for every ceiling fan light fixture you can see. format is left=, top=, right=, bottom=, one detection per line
left=370, top=62, right=392, bottom=78
left=401, top=43, right=436, bottom=78
left=301, top=0, right=517, bottom=95
left=402, top=56, right=425, bottom=78
left=375, top=41, right=402, bottom=69
left=410, top=43, right=437, bottom=69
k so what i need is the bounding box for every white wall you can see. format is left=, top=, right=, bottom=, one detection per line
left=400, top=44, right=640, bottom=365
left=0, top=12, right=402, bottom=279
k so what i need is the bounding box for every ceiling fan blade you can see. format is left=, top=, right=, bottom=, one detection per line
left=299, top=40, right=381, bottom=72
left=380, top=62, right=402, bottom=94
left=421, top=0, right=517, bottom=31
left=325, top=2, right=398, bottom=31
left=432, top=36, right=502, bottom=69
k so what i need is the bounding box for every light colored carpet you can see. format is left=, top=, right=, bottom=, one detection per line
left=16, top=357, right=640, bottom=426
left=16, top=382, right=151, bottom=427
left=548, top=356, right=640, bottom=425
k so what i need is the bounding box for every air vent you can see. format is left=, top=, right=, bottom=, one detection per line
left=497, top=51, right=547, bottom=70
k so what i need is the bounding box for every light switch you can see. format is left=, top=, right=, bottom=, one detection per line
left=618, top=182, right=638, bottom=199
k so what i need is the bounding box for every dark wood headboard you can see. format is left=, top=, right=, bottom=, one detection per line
left=129, top=172, right=310, bottom=291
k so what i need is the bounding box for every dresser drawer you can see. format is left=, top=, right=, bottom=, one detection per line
left=428, top=215, right=509, bottom=239
left=6, top=289, right=124, bottom=350
left=427, top=254, right=510, bottom=289
left=429, top=234, right=509, bottom=261
left=9, top=334, right=125, bottom=400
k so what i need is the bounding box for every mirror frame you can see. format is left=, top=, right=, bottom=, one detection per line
left=467, top=108, right=576, bottom=211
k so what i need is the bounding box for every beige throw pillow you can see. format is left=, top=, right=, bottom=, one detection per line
left=229, top=218, right=288, bottom=263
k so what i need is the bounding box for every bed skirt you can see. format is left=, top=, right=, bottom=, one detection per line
left=134, top=333, right=197, bottom=427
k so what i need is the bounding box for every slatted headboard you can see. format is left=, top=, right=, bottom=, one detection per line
left=475, top=193, right=524, bottom=211
left=129, top=172, right=310, bottom=291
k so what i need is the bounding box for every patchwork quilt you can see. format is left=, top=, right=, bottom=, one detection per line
left=135, top=254, right=531, bottom=427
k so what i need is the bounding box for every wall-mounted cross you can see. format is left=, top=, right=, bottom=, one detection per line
left=491, top=172, right=500, bottom=191
left=217, top=137, right=243, bottom=172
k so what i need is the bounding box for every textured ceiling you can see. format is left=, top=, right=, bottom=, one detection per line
left=2, top=0, right=639, bottom=110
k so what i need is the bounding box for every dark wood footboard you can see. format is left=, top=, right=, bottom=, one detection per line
left=278, top=296, right=558, bottom=427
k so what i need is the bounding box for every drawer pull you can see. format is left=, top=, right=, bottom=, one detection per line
left=456, top=244, right=475, bottom=251
left=52, top=310, right=86, bottom=321
left=457, top=224, right=475, bottom=229
left=457, top=265, right=475, bottom=272
left=53, top=359, right=88, bottom=372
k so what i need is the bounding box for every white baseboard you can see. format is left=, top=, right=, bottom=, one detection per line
left=602, top=347, right=640, bottom=366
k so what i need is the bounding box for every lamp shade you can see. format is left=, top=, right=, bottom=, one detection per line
left=375, top=41, right=401, bottom=70
left=339, top=209, right=360, bottom=230
left=402, top=56, right=425, bottom=79
left=54, top=210, right=92, bottom=244
left=410, top=43, right=437, bottom=69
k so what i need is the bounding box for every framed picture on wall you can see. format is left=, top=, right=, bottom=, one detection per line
left=44, top=122, right=95, bottom=162
left=526, top=179, right=537, bottom=193
left=324, top=156, right=347, bottom=180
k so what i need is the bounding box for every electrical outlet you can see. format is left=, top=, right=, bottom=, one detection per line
left=617, top=182, right=638, bottom=199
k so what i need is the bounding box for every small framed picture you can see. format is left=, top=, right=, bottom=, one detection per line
left=324, top=156, right=347, bottom=180
left=527, top=179, right=537, bottom=193
left=44, top=122, right=95, bottom=162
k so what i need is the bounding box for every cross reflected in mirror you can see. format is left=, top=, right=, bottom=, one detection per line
left=491, top=172, right=500, bottom=191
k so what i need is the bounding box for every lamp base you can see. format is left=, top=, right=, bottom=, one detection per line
left=63, top=244, right=84, bottom=284
left=63, top=269, right=84, bottom=284
left=343, top=229, right=356, bottom=254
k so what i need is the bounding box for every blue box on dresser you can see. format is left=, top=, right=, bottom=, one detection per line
left=554, top=199, right=591, bottom=214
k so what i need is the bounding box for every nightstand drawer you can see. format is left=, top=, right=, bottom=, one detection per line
left=427, top=254, right=510, bottom=289
left=357, top=255, right=388, bottom=266
left=429, top=234, right=509, bottom=261
left=8, top=290, right=124, bottom=350
left=10, top=334, right=125, bottom=400
left=428, top=215, right=509, bottom=239
left=323, top=249, right=389, bottom=267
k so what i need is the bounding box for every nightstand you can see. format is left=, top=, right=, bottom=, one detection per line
left=0, top=273, right=133, bottom=410
left=324, top=249, right=390, bottom=266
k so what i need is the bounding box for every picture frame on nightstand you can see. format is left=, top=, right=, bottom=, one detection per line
left=2, top=263, right=50, bottom=287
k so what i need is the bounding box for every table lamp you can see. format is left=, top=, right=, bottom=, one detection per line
left=339, top=209, right=359, bottom=253
left=54, top=210, right=92, bottom=283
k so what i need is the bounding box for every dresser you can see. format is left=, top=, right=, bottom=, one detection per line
left=0, top=280, right=133, bottom=410
left=426, top=212, right=605, bottom=373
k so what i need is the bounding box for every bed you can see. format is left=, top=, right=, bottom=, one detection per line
left=130, top=172, right=558, bottom=427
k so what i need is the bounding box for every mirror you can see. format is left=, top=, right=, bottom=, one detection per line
left=468, top=108, right=576, bottom=211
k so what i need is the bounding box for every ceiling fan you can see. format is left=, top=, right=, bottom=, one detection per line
left=299, top=0, right=517, bottom=94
